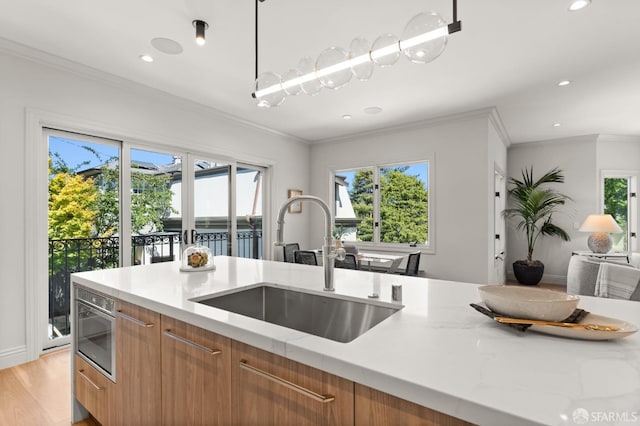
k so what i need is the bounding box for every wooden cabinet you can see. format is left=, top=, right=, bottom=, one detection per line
left=74, top=354, right=114, bottom=425
left=114, top=299, right=161, bottom=425
left=75, top=298, right=474, bottom=425
left=161, top=315, right=232, bottom=425
left=354, top=384, right=472, bottom=426
left=231, top=340, right=354, bottom=426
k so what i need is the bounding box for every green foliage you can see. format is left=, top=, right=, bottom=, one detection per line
left=350, top=170, right=374, bottom=241
left=48, top=152, right=177, bottom=239
left=604, top=177, right=628, bottom=250
left=503, top=166, right=571, bottom=262
left=48, top=159, right=98, bottom=239
left=603, top=178, right=628, bottom=225
left=131, top=171, right=176, bottom=233
left=349, top=168, right=428, bottom=244
left=92, top=161, right=177, bottom=236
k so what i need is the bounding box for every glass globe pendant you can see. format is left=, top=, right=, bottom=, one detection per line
left=316, top=47, right=352, bottom=90
left=401, top=12, right=448, bottom=64
left=254, top=72, right=286, bottom=108
left=370, top=34, right=400, bottom=67
left=297, top=57, right=322, bottom=96
left=349, top=37, right=374, bottom=81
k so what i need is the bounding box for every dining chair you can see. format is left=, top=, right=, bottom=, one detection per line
left=294, top=250, right=318, bottom=265
left=283, top=243, right=300, bottom=263
left=335, top=253, right=359, bottom=270
left=390, top=251, right=421, bottom=276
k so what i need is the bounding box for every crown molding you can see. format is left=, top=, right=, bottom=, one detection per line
left=509, top=134, right=599, bottom=149
left=0, top=37, right=306, bottom=145
left=316, top=107, right=503, bottom=146
left=488, top=108, right=512, bottom=148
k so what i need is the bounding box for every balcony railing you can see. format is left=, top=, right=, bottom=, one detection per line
left=48, top=230, right=262, bottom=339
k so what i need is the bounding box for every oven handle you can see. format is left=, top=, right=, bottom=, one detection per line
left=76, top=299, right=116, bottom=321
left=116, top=310, right=155, bottom=328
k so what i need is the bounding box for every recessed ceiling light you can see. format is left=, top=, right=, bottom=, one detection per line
left=558, top=80, right=572, bottom=87
left=139, top=54, right=154, bottom=63
left=342, top=114, right=352, bottom=120
left=364, top=106, right=383, bottom=115
left=553, top=123, right=561, bottom=127
left=151, top=38, right=183, bottom=55
left=568, top=0, right=591, bottom=12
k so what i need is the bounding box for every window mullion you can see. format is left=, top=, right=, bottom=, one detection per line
left=373, top=166, right=381, bottom=244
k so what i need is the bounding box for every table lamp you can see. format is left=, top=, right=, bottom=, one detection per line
left=578, top=214, right=623, bottom=253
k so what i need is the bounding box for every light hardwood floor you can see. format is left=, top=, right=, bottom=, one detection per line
left=0, top=347, right=97, bottom=426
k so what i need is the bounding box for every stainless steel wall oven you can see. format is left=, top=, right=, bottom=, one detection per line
left=75, top=287, right=116, bottom=382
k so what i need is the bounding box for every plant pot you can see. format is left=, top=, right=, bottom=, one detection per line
left=512, top=260, right=544, bottom=286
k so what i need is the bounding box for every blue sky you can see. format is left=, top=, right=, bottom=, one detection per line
left=338, top=163, right=428, bottom=189
left=48, top=136, right=174, bottom=171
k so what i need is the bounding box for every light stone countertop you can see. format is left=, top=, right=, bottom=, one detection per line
left=71, top=256, right=640, bottom=426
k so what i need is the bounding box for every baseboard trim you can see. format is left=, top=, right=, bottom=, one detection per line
left=0, top=345, right=28, bottom=370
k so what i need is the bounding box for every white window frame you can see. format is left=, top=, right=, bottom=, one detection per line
left=332, top=158, right=434, bottom=254
left=599, top=170, right=638, bottom=252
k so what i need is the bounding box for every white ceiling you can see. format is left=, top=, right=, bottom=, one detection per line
left=1, top=0, right=639, bottom=143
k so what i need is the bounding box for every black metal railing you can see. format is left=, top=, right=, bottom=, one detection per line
left=48, top=236, right=119, bottom=338
left=48, top=230, right=263, bottom=339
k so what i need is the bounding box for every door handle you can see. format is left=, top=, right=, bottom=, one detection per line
left=183, top=230, right=189, bottom=245
left=191, top=229, right=197, bottom=244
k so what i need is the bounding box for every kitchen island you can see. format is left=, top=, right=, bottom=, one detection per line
left=71, top=256, right=640, bottom=426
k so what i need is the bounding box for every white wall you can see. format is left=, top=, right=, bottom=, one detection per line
left=487, top=118, right=509, bottom=284
left=0, top=42, right=310, bottom=368
left=310, top=110, right=503, bottom=284
left=506, top=136, right=598, bottom=284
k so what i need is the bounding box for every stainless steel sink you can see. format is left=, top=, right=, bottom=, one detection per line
left=193, top=284, right=402, bottom=343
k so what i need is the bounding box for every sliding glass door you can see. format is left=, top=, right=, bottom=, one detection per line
left=46, top=130, right=120, bottom=347
left=44, top=130, right=267, bottom=350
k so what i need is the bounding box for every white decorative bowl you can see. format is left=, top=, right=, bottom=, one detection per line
left=477, top=285, right=580, bottom=321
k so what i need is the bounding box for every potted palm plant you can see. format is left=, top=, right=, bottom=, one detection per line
left=503, top=166, right=572, bottom=285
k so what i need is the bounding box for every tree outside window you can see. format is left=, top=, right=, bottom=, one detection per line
left=336, top=162, right=429, bottom=246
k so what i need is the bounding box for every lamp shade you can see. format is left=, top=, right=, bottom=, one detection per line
left=578, top=214, right=623, bottom=233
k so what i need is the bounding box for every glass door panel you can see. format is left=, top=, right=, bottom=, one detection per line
left=130, top=148, right=183, bottom=265
left=193, top=159, right=231, bottom=256
left=47, top=132, right=120, bottom=345
left=236, top=165, right=264, bottom=259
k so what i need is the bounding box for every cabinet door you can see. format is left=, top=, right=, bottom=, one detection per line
left=114, top=299, right=161, bottom=425
left=161, top=315, right=232, bottom=425
left=354, top=384, right=472, bottom=426
left=231, top=341, right=354, bottom=426
left=74, top=354, right=113, bottom=425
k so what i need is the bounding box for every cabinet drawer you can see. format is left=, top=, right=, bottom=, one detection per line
left=232, top=341, right=354, bottom=425
left=74, top=354, right=113, bottom=425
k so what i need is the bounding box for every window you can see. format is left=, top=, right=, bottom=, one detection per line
left=602, top=172, right=638, bottom=252
left=334, top=161, right=430, bottom=248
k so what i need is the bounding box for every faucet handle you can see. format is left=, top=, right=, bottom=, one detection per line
left=334, top=247, right=346, bottom=261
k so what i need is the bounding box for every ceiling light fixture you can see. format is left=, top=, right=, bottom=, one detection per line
left=252, top=0, right=462, bottom=108
left=342, top=114, right=352, bottom=120
left=139, top=54, right=154, bottom=63
left=568, top=0, right=591, bottom=11
left=558, top=80, right=571, bottom=86
left=553, top=123, right=561, bottom=127
left=193, top=20, right=209, bottom=46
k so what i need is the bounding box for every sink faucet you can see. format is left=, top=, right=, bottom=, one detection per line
left=275, top=195, right=345, bottom=291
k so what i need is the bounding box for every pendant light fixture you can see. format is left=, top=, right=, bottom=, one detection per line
left=252, top=0, right=462, bottom=108
left=193, top=20, right=209, bottom=46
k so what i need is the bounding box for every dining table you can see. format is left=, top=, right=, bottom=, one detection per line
left=312, top=249, right=406, bottom=272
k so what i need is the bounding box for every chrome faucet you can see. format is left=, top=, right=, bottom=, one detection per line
left=275, top=195, right=345, bottom=291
